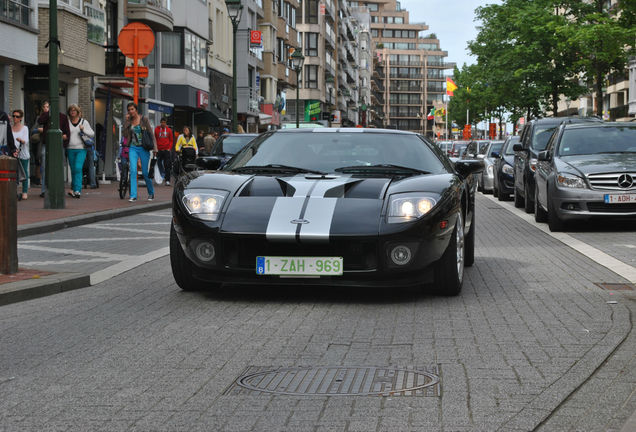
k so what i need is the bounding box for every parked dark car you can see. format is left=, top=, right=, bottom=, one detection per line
left=171, top=128, right=483, bottom=296
left=534, top=122, right=636, bottom=231
left=513, top=117, right=602, bottom=213
left=197, top=133, right=259, bottom=169
left=492, top=136, right=520, bottom=200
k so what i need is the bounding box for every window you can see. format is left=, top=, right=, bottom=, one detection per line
left=162, top=32, right=183, bottom=66
left=305, top=65, right=318, bottom=89
left=84, top=2, right=106, bottom=44
left=306, top=0, right=318, bottom=24
left=305, top=33, right=318, bottom=56
left=367, top=3, right=378, bottom=11
left=184, top=31, right=207, bottom=74
left=276, top=38, right=284, bottom=62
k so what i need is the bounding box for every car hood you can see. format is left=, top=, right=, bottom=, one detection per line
left=559, top=153, right=636, bottom=175
left=184, top=172, right=455, bottom=239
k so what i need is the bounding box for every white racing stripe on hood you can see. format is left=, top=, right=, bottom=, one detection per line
left=265, top=174, right=356, bottom=242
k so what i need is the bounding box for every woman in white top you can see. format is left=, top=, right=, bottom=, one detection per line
left=11, top=109, right=29, bottom=200
left=66, top=104, right=94, bottom=198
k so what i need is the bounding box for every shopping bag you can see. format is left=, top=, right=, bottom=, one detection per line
left=154, top=162, right=163, bottom=185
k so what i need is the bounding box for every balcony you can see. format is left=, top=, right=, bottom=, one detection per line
left=1, top=0, right=34, bottom=29
left=127, top=0, right=173, bottom=32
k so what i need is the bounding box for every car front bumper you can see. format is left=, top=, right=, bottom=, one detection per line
left=550, top=185, right=636, bottom=221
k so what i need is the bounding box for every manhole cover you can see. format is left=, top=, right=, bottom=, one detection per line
left=225, top=366, right=440, bottom=397
left=595, top=282, right=635, bottom=291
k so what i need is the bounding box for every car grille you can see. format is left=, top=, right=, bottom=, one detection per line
left=587, top=202, right=636, bottom=213
left=222, top=238, right=379, bottom=271
left=587, top=172, right=636, bottom=191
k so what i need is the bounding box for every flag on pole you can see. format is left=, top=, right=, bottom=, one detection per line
left=427, top=107, right=435, bottom=120
left=446, top=78, right=458, bottom=96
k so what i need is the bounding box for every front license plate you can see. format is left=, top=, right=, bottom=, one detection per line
left=256, top=256, right=343, bottom=276
left=604, top=194, right=636, bottom=204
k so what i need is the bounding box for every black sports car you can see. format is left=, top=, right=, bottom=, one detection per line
left=170, top=128, right=483, bottom=295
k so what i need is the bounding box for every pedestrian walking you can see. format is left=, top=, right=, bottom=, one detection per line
left=175, top=126, right=198, bottom=155
left=37, top=101, right=70, bottom=198
left=65, top=104, right=95, bottom=199
left=203, top=131, right=215, bottom=155
left=122, top=102, right=157, bottom=202
left=154, top=117, right=173, bottom=185
left=196, top=129, right=205, bottom=151
left=11, top=109, right=30, bottom=200
left=0, top=110, right=16, bottom=156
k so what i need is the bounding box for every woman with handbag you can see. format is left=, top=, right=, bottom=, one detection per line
left=66, top=104, right=94, bottom=198
left=11, top=109, right=30, bottom=200
left=122, top=102, right=157, bottom=202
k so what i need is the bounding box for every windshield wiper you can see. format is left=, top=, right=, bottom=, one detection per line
left=233, top=164, right=326, bottom=175
left=335, top=164, right=430, bottom=175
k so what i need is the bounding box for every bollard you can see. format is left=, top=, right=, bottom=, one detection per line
left=0, top=156, right=18, bottom=274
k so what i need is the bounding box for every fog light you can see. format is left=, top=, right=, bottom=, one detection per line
left=390, top=245, right=412, bottom=266
left=194, top=241, right=215, bottom=262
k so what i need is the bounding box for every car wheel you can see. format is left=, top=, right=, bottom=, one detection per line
left=170, top=223, right=218, bottom=291
left=493, top=186, right=498, bottom=198
left=534, top=186, right=548, bottom=223
left=524, top=181, right=534, bottom=214
left=464, top=209, right=475, bottom=267
left=434, top=212, right=464, bottom=296
left=514, top=186, right=524, bottom=208
left=547, top=192, right=566, bottom=232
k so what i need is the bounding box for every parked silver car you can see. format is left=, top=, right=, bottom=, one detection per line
left=477, top=140, right=504, bottom=193
left=534, top=122, right=636, bottom=231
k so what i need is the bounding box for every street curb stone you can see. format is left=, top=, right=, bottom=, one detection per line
left=0, top=272, right=90, bottom=306
left=17, top=202, right=171, bottom=238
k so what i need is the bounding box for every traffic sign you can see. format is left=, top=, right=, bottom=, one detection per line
left=124, top=66, right=149, bottom=78
left=118, top=22, right=155, bottom=58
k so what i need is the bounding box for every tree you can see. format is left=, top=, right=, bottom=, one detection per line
left=558, top=0, right=636, bottom=115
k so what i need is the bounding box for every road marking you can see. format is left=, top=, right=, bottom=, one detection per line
left=20, top=258, right=118, bottom=266
left=19, top=236, right=169, bottom=244
left=93, top=222, right=169, bottom=226
left=89, top=225, right=168, bottom=235
left=18, top=244, right=136, bottom=260
left=483, top=194, right=636, bottom=283
left=90, top=247, right=169, bottom=285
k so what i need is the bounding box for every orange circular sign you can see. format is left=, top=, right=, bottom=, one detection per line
left=118, top=22, right=155, bottom=59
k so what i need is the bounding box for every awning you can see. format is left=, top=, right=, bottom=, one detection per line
left=210, top=105, right=231, bottom=124
left=194, top=107, right=231, bottom=127
left=258, top=113, right=273, bottom=125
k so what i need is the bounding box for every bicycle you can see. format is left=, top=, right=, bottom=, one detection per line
left=117, top=145, right=130, bottom=199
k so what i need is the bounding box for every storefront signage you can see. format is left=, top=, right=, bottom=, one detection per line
left=250, top=30, right=262, bottom=47
left=197, top=90, right=209, bottom=108
left=305, top=100, right=321, bottom=121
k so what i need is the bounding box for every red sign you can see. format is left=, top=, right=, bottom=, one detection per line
left=197, top=90, right=209, bottom=108
left=124, top=66, right=148, bottom=78
left=489, top=122, right=497, bottom=138
left=463, top=124, right=472, bottom=140
left=250, top=30, right=262, bottom=46
left=320, top=3, right=326, bottom=15
left=118, top=22, right=155, bottom=104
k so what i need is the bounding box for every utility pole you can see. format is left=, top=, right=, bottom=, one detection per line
left=45, top=0, right=65, bottom=209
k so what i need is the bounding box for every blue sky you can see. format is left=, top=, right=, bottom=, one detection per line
left=398, top=0, right=502, bottom=69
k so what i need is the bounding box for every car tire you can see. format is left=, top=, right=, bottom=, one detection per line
left=170, top=223, right=218, bottom=291
left=493, top=185, right=498, bottom=198
left=464, top=209, right=475, bottom=267
left=524, top=181, right=534, bottom=214
left=434, top=212, right=464, bottom=296
left=534, top=186, right=548, bottom=223
left=514, top=186, right=524, bottom=208
left=547, top=192, right=566, bottom=232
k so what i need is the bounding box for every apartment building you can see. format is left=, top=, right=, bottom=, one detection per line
left=358, top=0, right=453, bottom=135
left=208, top=0, right=234, bottom=127
left=0, top=0, right=39, bottom=113
left=258, top=0, right=300, bottom=129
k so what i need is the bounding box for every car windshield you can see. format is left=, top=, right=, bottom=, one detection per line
left=478, top=142, right=491, bottom=155
left=532, top=126, right=558, bottom=151
left=489, top=141, right=504, bottom=155
left=503, top=137, right=519, bottom=155
left=224, top=131, right=448, bottom=175
left=213, top=135, right=255, bottom=155
left=558, top=126, right=636, bottom=156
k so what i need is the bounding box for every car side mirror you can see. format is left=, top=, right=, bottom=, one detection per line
left=454, top=160, right=484, bottom=178
left=537, top=151, right=551, bottom=162
left=196, top=156, right=222, bottom=170
left=512, top=143, right=524, bottom=152
left=490, top=151, right=500, bottom=158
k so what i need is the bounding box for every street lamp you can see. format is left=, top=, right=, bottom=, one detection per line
left=290, top=49, right=305, bottom=128
left=225, top=0, right=243, bottom=133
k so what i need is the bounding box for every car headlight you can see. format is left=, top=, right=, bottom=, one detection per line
left=502, top=164, right=514, bottom=175
left=529, top=158, right=538, bottom=172
left=181, top=189, right=228, bottom=221
left=556, top=173, right=586, bottom=189
left=388, top=194, right=439, bottom=223
left=486, top=165, right=493, bottom=175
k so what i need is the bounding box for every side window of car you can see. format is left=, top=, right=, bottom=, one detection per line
left=545, top=128, right=559, bottom=153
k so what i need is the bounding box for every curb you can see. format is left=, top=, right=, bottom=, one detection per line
left=0, top=272, right=90, bottom=306
left=17, top=201, right=171, bottom=238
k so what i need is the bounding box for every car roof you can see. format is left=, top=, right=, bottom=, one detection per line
left=562, top=121, right=636, bottom=130
left=274, top=127, right=417, bottom=135
left=528, top=116, right=601, bottom=126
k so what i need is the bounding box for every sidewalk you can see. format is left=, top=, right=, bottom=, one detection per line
left=0, top=180, right=173, bottom=305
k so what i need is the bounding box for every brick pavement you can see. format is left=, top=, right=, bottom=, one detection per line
left=0, top=195, right=634, bottom=431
